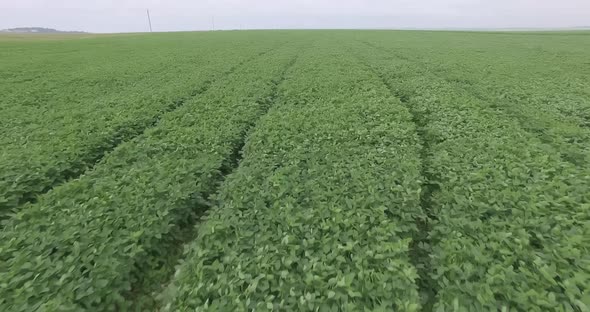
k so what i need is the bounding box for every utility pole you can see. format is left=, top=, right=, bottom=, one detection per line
left=212, top=16, right=215, bottom=31
left=146, top=9, right=153, bottom=32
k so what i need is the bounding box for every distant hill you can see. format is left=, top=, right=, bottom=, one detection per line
left=0, top=27, right=86, bottom=34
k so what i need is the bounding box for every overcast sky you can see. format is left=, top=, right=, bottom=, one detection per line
left=1, top=0, right=588, bottom=33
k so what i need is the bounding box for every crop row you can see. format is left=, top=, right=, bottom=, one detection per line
left=163, top=41, right=425, bottom=311
left=359, top=35, right=590, bottom=167
left=0, top=43, right=300, bottom=311
left=0, top=33, right=283, bottom=217
left=359, top=44, right=590, bottom=311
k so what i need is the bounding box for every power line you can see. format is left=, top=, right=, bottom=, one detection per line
left=146, top=9, right=153, bottom=32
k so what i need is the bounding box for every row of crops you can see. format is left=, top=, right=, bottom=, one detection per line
left=1, top=31, right=589, bottom=311
left=359, top=34, right=590, bottom=167
left=0, top=41, right=301, bottom=310
left=164, top=41, right=426, bottom=311
left=356, top=40, right=589, bottom=311
left=0, top=32, right=286, bottom=217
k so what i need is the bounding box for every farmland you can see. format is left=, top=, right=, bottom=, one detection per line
left=0, top=30, right=589, bottom=311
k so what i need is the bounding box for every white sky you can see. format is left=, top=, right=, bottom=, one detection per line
left=1, top=0, right=588, bottom=33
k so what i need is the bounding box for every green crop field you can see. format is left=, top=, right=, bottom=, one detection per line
left=1, top=30, right=589, bottom=311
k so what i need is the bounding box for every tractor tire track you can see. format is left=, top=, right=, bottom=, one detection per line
left=127, top=49, right=302, bottom=311
left=352, top=45, right=439, bottom=311
left=2, top=46, right=282, bottom=220
left=360, top=40, right=590, bottom=168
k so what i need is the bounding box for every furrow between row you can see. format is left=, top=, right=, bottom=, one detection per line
left=0, top=41, right=283, bottom=220
left=163, top=39, right=425, bottom=311
left=360, top=41, right=590, bottom=311
left=0, top=43, right=301, bottom=312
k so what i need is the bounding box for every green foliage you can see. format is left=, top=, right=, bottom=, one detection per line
left=0, top=32, right=282, bottom=217
left=0, top=41, right=298, bottom=311
left=359, top=37, right=590, bottom=311
left=360, top=30, right=590, bottom=167
left=1, top=30, right=589, bottom=312
left=163, top=42, right=424, bottom=311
